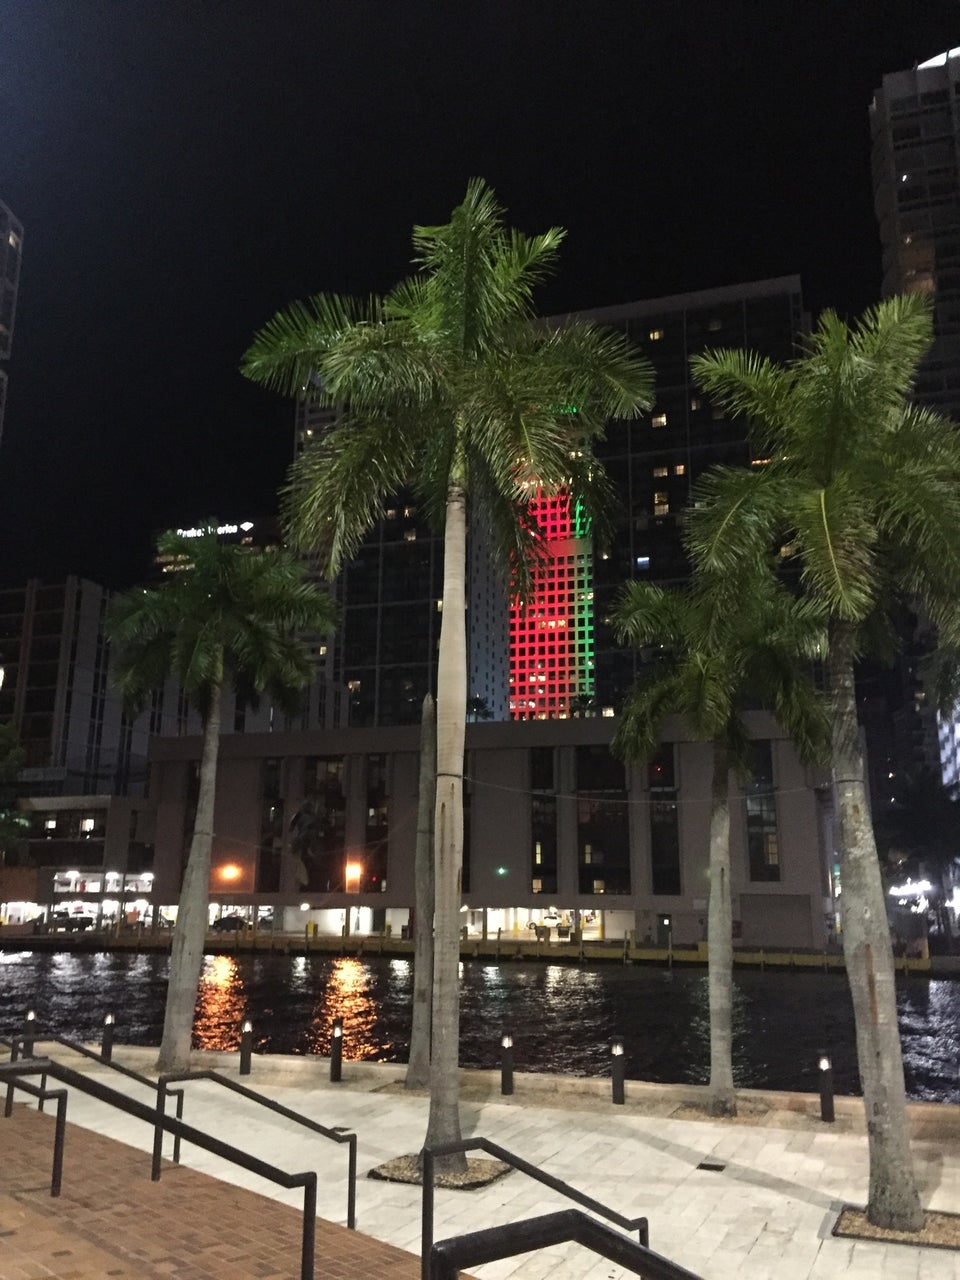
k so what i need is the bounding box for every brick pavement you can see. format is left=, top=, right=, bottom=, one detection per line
left=0, top=1105, right=425, bottom=1280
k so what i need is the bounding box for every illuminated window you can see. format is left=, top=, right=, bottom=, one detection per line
left=636, top=555, right=650, bottom=570
left=653, top=466, right=668, bottom=477
left=385, top=508, right=397, bottom=519
left=648, top=328, right=664, bottom=341
left=404, top=529, right=416, bottom=541
left=403, top=505, right=415, bottom=517
left=690, top=397, right=701, bottom=410
left=652, top=414, right=667, bottom=428
left=318, top=644, right=327, bottom=656
left=674, top=464, right=685, bottom=476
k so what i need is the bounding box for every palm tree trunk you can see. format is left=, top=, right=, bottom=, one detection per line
left=423, top=483, right=468, bottom=1174
left=157, top=681, right=222, bottom=1073
left=830, top=622, right=922, bottom=1230
left=707, top=742, right=736, bottom=1116
left=406, top=693, right=436, bottom=1089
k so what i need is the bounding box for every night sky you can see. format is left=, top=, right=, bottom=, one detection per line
left=0, top=1, right=957, bottom=589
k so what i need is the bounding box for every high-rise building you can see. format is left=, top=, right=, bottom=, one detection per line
left=871, top=47, right=960, bottom=419
left=521, top=276, right=806, bottom=717
left=871, top=51, right=960, bottom=790
left=0, top=199, right=23, bottom=449
left=297, top=276, right=806, bottom=726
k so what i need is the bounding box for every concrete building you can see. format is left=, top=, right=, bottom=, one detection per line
left=0, top=199, right=23, bottom=449
left=871, top=47, right=960, bottom=420
left=147, top=714, right=833, bottom=951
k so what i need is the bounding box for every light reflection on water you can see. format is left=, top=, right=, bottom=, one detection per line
left=2, top=950, right=960, bottom=1100
left=194, top=956, right=248, bottom=1051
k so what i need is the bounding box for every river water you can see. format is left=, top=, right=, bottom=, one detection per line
left=1, top=950, right=958, bottom=1102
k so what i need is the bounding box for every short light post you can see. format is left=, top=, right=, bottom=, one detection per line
left=330, top=1017, right=343, bottom=1083
left=818, top=1052, right=835, bottom=1123
left=101, top=1013, right=115, bottom=1063
left=611, top=1038, right=626, bottom=1105
left=239, top=1020, right=253, bottom=1076
left=23, top=1009, right=36, bottom=1058
left=500, top=1033, right=514, bottom=1096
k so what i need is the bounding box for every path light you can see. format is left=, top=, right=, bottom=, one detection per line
left=330, top=1017, right=343, bottom=1083
left=101, top=1013, right=115, bottom=1063
left=818, top=1052, right=835, bottom=1123
left=23, top=1009, right=36, bottom=1057
left=611, top=1038, right=625, bottom=1105
left=239, top=1020, right=253, bottom=1076
left=500, top=1033, right=514, bottom=1096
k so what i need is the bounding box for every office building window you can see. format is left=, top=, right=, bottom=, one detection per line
left=745, top=740, right=779, bottom=881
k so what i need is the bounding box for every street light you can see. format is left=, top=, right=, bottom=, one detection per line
left=344, top=862, right=362, bottom=893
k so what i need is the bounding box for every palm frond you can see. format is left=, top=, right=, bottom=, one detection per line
left=281, top=413, right=420, bottom=573
left=241, top=293, right=382, bottom=398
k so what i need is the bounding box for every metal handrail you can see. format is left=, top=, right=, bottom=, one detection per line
left=2, top=1029, right=187, bottom=1166
left=156, top=1069, right=357, bottom=1229
left=429, top=1207, right=703, bottom=1280
left=0, top=1059, right=68, bottom=1196
left=0, top=1055, right=319, bottom=1280
left=421, top=1136, right=649, bottom=1280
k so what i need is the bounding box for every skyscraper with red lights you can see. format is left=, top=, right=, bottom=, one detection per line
left=509, top=493, right=594, bottom=720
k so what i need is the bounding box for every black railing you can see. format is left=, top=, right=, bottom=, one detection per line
left=0, top=1055, right=320, bottom=1280
left=429, top=1207, right=703, bottom=1279
left=156, top=1069, right=357, bottom=1229
left=1, top=1028, right=187, bottom=1164
left=0, top=1058, right=67, bottom=1196
left=421, top=1137, right=650, bottom=1280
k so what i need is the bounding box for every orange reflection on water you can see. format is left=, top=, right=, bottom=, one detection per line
left=308, top=957, right=379, bottom=1059
left=193, top=954, right=248, bottom=1050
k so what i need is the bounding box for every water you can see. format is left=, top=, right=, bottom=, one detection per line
left=2, top=949, right=958, bottom=1102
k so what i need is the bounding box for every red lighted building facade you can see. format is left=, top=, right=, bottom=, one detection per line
left=509, top=493, right=595, bottom=720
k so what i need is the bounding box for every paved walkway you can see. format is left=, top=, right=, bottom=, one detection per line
left=4, top=1044, right=960, bottom=1279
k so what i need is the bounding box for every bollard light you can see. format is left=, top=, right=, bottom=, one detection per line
left=239, top=1020, right=253, bottom=1076
left=330, top=1016, right=343, bottom=1083
left=500, top=1033, right=514, bottom=1097
left=23, top=1009, right=36, bottom=1058
left=818, top=1051, right=835, bottom=1123
left=101, top=1013, right=115, bottom=1063
left=611, top=1038, right=626, bottom=1105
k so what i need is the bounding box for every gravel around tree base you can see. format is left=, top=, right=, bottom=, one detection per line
left=368, top=1154, right=512, bottom=1188
left=835, top=1207, right=960, bottom=1250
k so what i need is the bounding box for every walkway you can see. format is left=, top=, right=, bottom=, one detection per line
left=4, top=1045, right=960, bottom=1278
left=0, top=1105, right=424, bottom=1280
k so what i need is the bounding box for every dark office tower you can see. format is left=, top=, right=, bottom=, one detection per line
left=0, top=200, right=23, bottom=449
left=871, top=48, right=960, bottom=419
left=555, top=277, right=806, bottom=712
left=0, top=578, right=150, bottom=796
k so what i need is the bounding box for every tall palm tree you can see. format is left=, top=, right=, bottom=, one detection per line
left=686, top=292, right=960, bottom=1230
left=242, top=179, right=655, bottom=1168
left=612, top=576, right=829, bottom=1116
left=107, top=528, right=336, bottom=1072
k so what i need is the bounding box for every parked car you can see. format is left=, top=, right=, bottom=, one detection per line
left=51, top=912, right=95, bottom=932
left=211, top=914, right=246, bottom=932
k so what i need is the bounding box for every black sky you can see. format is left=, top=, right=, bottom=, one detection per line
left=0, top=0, right=957, bottom=588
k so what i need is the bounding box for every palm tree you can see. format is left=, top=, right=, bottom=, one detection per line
left=405, top=693, right=436, bottom=1089
left=107, top=527, right=336, bottom=1072
left=686, top=292, right=960, bottom=1230
left=611, top=576, right=829, bottom=1116
left=241, top=179, right=655, bottom=1168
